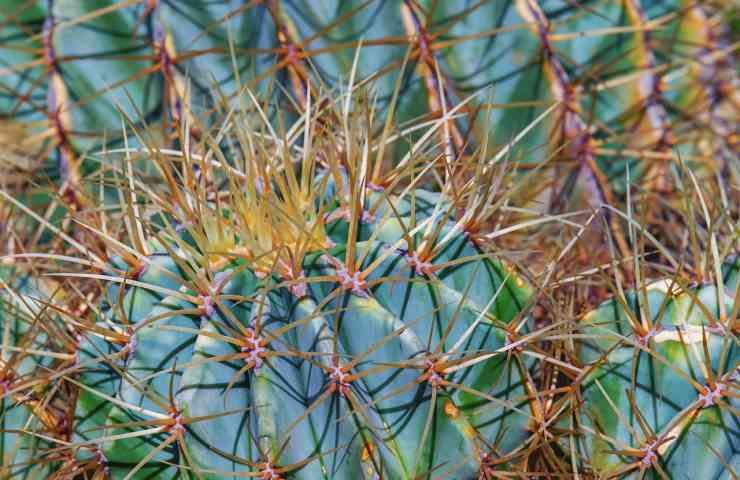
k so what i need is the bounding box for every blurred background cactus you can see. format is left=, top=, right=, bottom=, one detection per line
left=3, top=1, right=737, bottom=184
left=0, top=0, right=738, bottom=478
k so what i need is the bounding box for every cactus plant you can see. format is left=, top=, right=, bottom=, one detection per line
left=572, top=257, right=739, bottom=478
left=73, top=237, right=534, bottom=478
left=1, top=1, right=737, bottom=199
left=0, top=1, right=738, bottom=478
left=65, top=83, right=551, bottom=478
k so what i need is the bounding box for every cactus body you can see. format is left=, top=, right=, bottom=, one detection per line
left=74, top=187, right=534, bottom=479
left=576, top=258, right=739, bottom=478
left=2, top=0, right=736, bottom=193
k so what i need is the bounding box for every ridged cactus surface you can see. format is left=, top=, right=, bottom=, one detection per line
left=73, top=184, right=535, bottom=478
left=575, top=258, right=739, bottom=478
left=0, top=1, right=737, bottom=478
left=2, top=0, right=736, bottom=197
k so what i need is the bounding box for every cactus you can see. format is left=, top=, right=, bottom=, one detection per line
left=573, top=257, right=739, bottom=478
left=66, top=83, right=547, bottom=478
left=74, top=237, right=533, bottom=478
left=1, top=1, right=737, bottom=199
left=0, top=1, right=738, bottom=477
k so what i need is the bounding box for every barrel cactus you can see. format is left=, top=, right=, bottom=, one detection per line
left=73, top=195, right=535, bottom=478
left=1, top=0, right=737, bottom=201
left=574, top=257, right=739, bottom=478
left=1, top=1, right=737, bottom=477
left=66, top=84, right=545, bottom=478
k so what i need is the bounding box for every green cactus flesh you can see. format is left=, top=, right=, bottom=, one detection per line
left=73, top=188, right=534, bottom=479
left=576, top=257, right=739, bottom=479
